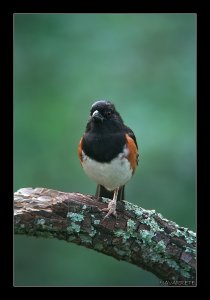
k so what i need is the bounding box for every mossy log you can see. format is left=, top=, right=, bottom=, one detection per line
left=14, top=187, right=196, bottom=284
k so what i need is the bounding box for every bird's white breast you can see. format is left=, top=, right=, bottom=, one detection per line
left=81, top=147, right=132, bottom=191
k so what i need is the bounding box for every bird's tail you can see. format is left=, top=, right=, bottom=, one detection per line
left=96, top=185, right=125, bottom=201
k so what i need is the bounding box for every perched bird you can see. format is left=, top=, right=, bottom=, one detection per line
left=78, top=100, right=139, bottom=218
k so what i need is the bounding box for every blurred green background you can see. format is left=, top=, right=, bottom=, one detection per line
left=14, top=13, right=196, bottom=286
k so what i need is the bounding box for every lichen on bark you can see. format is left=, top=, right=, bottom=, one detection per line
left=14, top=187, right=196, bottom=283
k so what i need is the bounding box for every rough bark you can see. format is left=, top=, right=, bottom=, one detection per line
left=14, top=187, right=196, bottom=284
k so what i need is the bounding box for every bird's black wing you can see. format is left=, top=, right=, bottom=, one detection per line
left=124, top=125, right=139, bottom=166
left=124, top=125, right=138, bottom=149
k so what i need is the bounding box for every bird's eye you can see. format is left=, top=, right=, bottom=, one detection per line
left=106, top=110, right=112, bottom=117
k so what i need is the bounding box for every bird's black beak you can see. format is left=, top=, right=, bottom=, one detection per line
left=91, top=110, right=104, bottom=123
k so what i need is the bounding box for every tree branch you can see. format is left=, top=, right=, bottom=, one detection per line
left=14, top=187, right=196, bottom=283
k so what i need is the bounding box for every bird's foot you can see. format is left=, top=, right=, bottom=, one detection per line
left=101, top=199, right=117, bottom=218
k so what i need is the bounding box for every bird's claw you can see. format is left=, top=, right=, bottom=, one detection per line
left=101, top=199, right=117, bottom=218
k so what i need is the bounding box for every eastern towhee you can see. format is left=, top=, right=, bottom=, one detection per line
left=78, top=100, right=139, bottom=218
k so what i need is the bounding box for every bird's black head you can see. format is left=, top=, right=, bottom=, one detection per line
left=90, top=100, right=123, bottom=123
left=85, top=100, right=124, bottom=133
